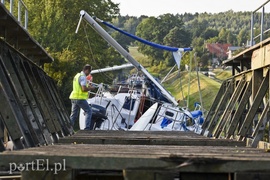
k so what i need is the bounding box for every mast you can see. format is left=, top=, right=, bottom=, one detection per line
left=91, top=64, right=133, bottom=74
left=77, top=10, right=178, bottom=106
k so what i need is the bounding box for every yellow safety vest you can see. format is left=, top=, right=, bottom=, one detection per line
left=69, top=72, right=88, bottom=100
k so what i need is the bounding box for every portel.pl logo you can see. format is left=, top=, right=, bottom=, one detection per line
left=9, top=159, right=66, bottom=174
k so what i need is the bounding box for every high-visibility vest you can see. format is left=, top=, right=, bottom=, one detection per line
left=69, top=72, right=88, bottom=100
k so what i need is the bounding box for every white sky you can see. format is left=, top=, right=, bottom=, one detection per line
left=111, top=0, right=270, bottom=16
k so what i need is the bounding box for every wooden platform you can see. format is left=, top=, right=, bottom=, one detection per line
left=59, top=130, right=246, bottom=146
left=0, top=3, right=53, bottom=65
left=1, top=130, right=270, bottom=180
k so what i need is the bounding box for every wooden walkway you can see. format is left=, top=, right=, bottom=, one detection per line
left=1, top=2, right=270, bottom=180
left=59, top=130, right=245, bottom=146
left=1, top=130, right=270, bottom=180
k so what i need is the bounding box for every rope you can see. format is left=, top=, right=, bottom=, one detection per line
left=82, top=21, right=114, bottom=81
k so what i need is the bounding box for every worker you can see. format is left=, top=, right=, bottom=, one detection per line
left=69, top=64, right=94, bottom=130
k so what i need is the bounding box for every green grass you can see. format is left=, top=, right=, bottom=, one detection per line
left=129, top=46, right=150, bottom=67
left=163, top=71, right=221, bottom=112
left=213, top=68, right=232, bottom=81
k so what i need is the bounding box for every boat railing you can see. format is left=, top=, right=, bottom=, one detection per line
left=0, top=0, right=28, bottom=29
left=89, top=82, right=106, bottom=104
left=250, top=0, right=270, bottom=46
left=145, top=105, right=200, bottom=132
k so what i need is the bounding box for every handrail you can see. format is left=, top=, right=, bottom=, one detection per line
left=0, top=0, right=28, bottom=29
left=250, top=0, right=270, bottom=46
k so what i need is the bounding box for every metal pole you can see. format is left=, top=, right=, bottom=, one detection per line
left=260, top=7, right=264, bottom=42
left=18, top=0, right=21, bottom=23
left=78, top=10, right=178, bottom=106
left=9, top=0, right=13, bottom=14
left=195, top=53, right=204, bottom=116
left=161, top=64, right=176, bottom=84
left=251, top=13, right=254, bottom=46
left=25, top=9, right=28, bottom=29
left=187, top=51, right=192, bottom=109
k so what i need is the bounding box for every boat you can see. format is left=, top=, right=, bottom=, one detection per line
left=76, top=10, right=204, bottom=133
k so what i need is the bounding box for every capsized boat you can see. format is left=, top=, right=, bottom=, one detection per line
left=76, top=10, right=204, bottom=133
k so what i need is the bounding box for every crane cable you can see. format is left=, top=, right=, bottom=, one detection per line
left=82, top=21, right=114, bottom=81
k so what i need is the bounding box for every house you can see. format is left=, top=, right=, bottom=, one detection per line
left=206, top=43, right=231, bottom=60
left=227, top=46, right=242, bottom=59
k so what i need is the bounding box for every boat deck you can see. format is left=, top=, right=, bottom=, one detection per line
left=1, top=131, right=270, bottom=180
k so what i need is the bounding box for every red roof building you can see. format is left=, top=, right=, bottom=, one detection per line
left=206, top=43, right=231, bottom=59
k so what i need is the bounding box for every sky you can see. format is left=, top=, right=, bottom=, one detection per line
left=111, top=0, right=269, bottom=17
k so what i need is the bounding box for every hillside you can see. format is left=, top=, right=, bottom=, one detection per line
left=163, top=71, right=221, bottom=113
left=129, top=46, right=227, bottom=114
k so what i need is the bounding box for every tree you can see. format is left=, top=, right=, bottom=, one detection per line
left=136, top=17, right=161, bottom=65
left=23, top=0, right=121, bottom=106
left=191, top=37, right=205, bottom=56
left=164, top=27, right=191, bottom=66
left=189, top=19, right=209, bottom=38
left=226, top=31, right=236, bottom=45
left=218, top=28, right=228, bottom=43
left=237, top=28, right=248, bottom=46
left=201, top=28, right=219, bottom=40
left=136, top=14, right=190, bottom=66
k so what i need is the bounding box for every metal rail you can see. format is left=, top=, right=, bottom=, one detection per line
left=0, top=0, right=28, bottom=29
left=250, top=0, right=270, bottom=45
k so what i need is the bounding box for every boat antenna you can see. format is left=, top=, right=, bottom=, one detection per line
left=75, top=13, right=83, bottom=34
left=187, top=51, right=193, bottom=109
left=195, top=52, right=204, bottom=116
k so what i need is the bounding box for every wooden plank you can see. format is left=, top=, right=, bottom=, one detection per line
left=252, top=69, right=263, bottom=101
left=21, top=61, right=59, bottom=142
left=250, top=103, right=269, bottom=147
left=235, top=172, right=270, bottom=180
left=204, top=80, right=233, bottom=137
left=226, top=80, right=252, bottom=138
left=59, top=130, right=245, bottom=147
left=180, top=173, right=230, bottom=180
left=257, top=141, right=270, bottom=150
left=0, top=118, right=7, bottom=152
left=0, top=57, right=34, bottom=149
left=1, top=144, right=270, bottom=173
left=251, top=47, right=265, bottom=70
left=123, top=169, right=175, bottom=180
left=264, top=44, right=270, bottom=66
left=37, top=70, right=71, bottom=136
left=59, top=136, right=244, bottom=147
left=223, top=36, right=270, bottom=67
left=10, top=52, right=53, bottom=145
left=3, top=49, right=46, bottom=146
left=21, top=168, right=72, bottom=180
left=74, top=130, right=208, bottom=138
left=45, top=77, right=73, bottom=135
left=0, top=7, right=53, bottom=64
left=201, top=80, right=227, bottom=135
left=32, top=67, right=63, bottom=137
left=213, top=78, right=246, bottom=138
left=238, top=71, right=269, bottom=140
left=222, top=80, right=247, bottom=138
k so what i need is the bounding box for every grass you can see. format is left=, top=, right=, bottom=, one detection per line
left=213, top=68, right=232, bottom=81
left=163, top=71, right=221, bottom=112
left=128, top=46, right=150, bottom=67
